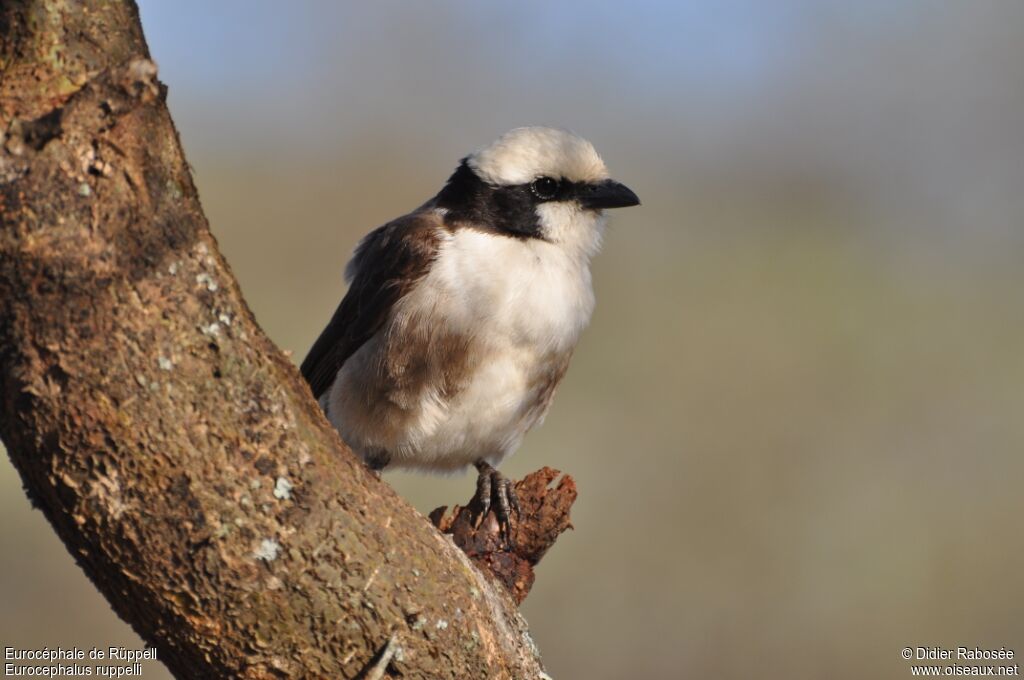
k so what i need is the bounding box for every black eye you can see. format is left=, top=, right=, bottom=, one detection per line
left=530, top=176, right=560, bottom=200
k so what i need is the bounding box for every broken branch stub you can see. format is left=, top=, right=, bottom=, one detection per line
left=430, top=467, right=577, bottom=604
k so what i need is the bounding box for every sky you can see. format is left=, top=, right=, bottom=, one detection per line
left=137, top=1, right=1024, bottom=244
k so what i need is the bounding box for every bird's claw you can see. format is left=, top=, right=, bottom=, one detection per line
left=473, top=461, right=520, bottom=546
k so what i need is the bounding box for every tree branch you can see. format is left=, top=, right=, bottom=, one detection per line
left=431, top=468, right=577, bottom=606
left=0, top=2, right=554, bottom=677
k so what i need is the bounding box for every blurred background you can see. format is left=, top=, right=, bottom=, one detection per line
left=3, top=1, right=1023, bottom=678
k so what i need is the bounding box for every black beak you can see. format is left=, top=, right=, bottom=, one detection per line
left=578, top=179, right=640, bottom=210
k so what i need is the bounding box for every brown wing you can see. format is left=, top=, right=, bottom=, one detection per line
left=300, top=210, right=443, bottom=400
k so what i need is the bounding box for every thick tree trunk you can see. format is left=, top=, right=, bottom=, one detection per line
left=0, top=2, right=550, bottom=677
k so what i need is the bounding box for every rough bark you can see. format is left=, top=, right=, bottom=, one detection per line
left=0, top=2, right=558, bottom=678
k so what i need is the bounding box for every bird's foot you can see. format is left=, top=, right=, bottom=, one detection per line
left=473, top=461, right=520, bottom=546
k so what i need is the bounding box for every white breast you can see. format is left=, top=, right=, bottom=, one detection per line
left=328, top=221, right=600, bottom=472
left=431, top=228, right=595, bottom=350
left=395, top=228, right=592, bottom=468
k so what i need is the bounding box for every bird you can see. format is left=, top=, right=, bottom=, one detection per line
left=301, top=126, right=639, bottom=535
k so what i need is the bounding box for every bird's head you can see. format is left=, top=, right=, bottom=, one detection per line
left=436, top=127, right=639, bottom=256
